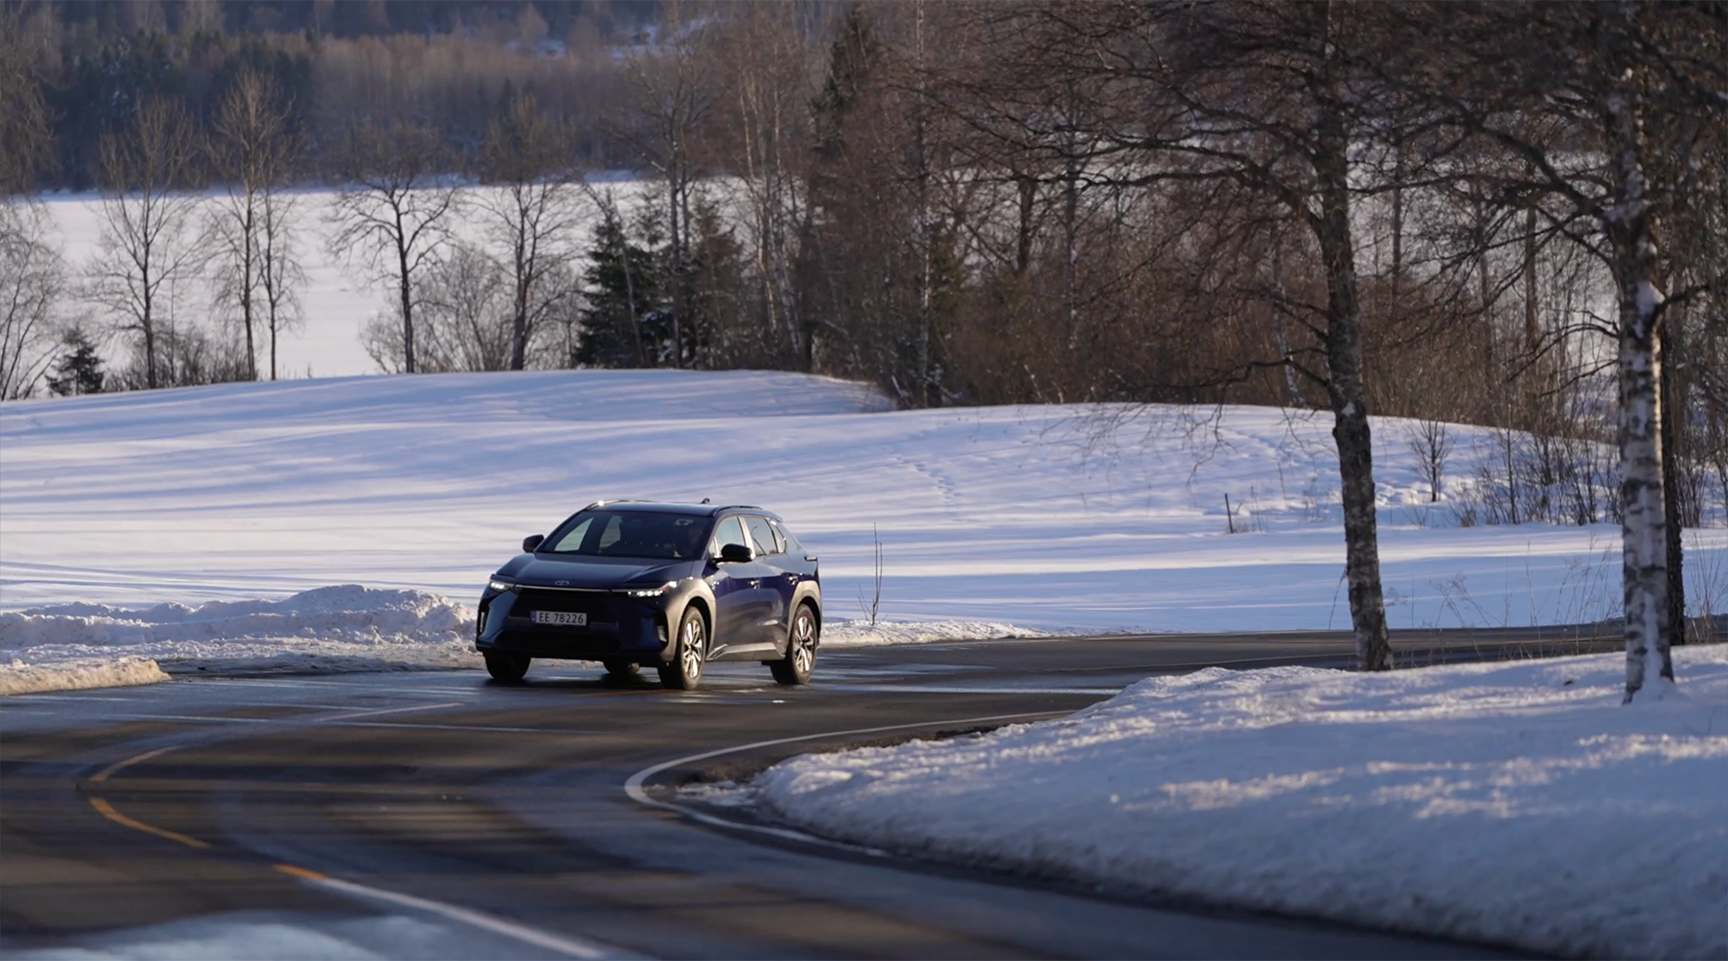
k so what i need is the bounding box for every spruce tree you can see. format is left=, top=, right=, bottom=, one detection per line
left=576, top=203, right=669, bottom=368
left=46, top=329, right=106, bottom=396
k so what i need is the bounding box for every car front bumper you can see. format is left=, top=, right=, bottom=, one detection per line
left=475, top=585, right=672, bottom=663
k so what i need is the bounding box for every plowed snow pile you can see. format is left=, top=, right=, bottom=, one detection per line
left=753, top=645, right=1728, bottom=959
left=0, top=585, right=476, bottom=694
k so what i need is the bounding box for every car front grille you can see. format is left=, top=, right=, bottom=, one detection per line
left=514, top=588, right=613, bottom=620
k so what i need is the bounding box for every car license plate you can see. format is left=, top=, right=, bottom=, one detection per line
left=532, top=610, right=587, bottom=627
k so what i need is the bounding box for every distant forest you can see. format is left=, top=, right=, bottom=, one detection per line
left=13, top=0, right=666, bottom=188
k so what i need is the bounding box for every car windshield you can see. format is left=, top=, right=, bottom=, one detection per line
left=544, top=510, right=713, bottom=560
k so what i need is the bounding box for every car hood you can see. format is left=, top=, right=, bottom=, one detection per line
left=496, top=554, right=695, bottom=589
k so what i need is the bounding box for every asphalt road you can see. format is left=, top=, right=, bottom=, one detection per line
left=0, top=630, right=1604, bottom=960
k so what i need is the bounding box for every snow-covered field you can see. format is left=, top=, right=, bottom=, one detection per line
left=749, top=645, right=1728, bottom=959
left=3, top=369, right=1727, bottom=693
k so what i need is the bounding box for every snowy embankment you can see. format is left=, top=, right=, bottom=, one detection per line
left=0, top=584, right=1031, bottom=695
left=3, top=369, right=1727, bottom=691
left=752, top=646, right=1728, bottom=959
left=0, top=586, right=473, bottom=695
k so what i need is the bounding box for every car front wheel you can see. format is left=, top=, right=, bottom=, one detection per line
left=484, top=651, right=530, bottom=683
left=657, top=608, right=706, bottom=690
left=770, top=604, right=817, bottom=686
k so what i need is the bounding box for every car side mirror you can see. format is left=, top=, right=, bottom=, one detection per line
left=717, top=542, right=753, bottom=563
left=523, top=534, right=545, bottom=552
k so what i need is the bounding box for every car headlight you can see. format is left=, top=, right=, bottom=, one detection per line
left=624, top=580, right=678, bottom=598
left=487, top=579, right=515, bottom=593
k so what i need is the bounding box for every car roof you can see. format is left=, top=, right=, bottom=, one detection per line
left=582, top=500, right=776, bottom=518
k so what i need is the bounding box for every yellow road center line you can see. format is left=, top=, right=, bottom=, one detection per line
left=89, top=745, right=181, bottom=783
left=274, top=863, right=330, bottom=882
left=87, top=797, right=211, bottom=849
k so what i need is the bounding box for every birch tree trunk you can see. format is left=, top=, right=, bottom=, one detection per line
left=1604, top=82, right=1674, bottom=702
left=1315, top=88, right=1392, bottom=672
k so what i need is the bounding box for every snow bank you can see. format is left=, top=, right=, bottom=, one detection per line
left=753, top=646, right=1728, bottom=959
left=0, top=580, right=1067, bottom=689
left=822, top=618, right=1056, bottom=647
left=0, top=585, right=479, bottom=685
left=0, top=656, right=169, bottom=696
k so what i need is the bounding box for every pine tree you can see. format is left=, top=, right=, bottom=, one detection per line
left=46, top=329, right=106, bottom=396
left=576, top=201, right=670, bottom=368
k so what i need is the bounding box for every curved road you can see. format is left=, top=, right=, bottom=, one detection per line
left=1, top=630, right=1594, bottom=959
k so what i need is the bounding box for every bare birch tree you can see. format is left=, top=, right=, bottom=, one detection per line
left=209, top=69, right=300, bottom=381
left=617, top=0, right=719, bottom=369
left=327, top=122, right=458, bottom=375
left=86, top=97, right=207, bottom=391
left=257, top=175, right=304, bottom=381
left=0, top=201, right=64, bottom=399
left=716, top=1, right=818, bottom=368
left=975, top=1, right=1414, bottom=669
left=477, top=90, right=584, bottom=371
left=1398, top=1, right=1728, bottom=701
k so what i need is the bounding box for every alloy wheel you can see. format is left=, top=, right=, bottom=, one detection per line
left=792, top=609, right=816, bottom=675
left=680, top=615, right=705, bottom=681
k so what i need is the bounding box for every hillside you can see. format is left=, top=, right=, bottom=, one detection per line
left=6, top=368, right=1723, bottom=632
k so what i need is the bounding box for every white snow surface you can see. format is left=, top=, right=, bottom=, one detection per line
left=3, top=368, right=1727, bottom=686
left=752, top=646, right=1728, bottom=959
left=0, top=585, right=476, bottom=693
left=0, top=656, right=168, bottom=697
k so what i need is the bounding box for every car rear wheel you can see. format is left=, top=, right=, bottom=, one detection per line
left=484, top=651, right=530, bottom=683
left=657, top=608, right=706, bottom=690
left=770, top=604, right=817, bottom=686
left=603, top=659, right=640, bottom=678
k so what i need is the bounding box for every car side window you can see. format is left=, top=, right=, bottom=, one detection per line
left=743, top=515, right=781, bottom=556
left=770, top=520, right=801, bottom=553
left=550, top=517, right=593, bottom=552
left=711, top=516, right=749, bottom=556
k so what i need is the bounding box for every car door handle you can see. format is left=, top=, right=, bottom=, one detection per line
left=748, top=579, right=760, bottom=589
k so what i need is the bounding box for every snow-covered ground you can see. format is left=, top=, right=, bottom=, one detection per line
left=0, top=585, right=476, bottom=693
left=749, top=645, right=1728, bottom=959
left=3, top=369, right=1726, bottom=693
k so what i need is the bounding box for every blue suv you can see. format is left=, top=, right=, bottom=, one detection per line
left=476, top=502, right=821, bottom=690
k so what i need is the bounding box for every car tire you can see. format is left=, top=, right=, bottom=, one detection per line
left=484, top=651, right=530, bottom=683
left=770, top=603, right=818, bottom=686
left=657, top=608, right=706, bottom=691
left=603, top=659, right=640, bottom=678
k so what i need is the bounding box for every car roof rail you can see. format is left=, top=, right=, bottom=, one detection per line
left=715, top=504, right=763, bottom=512
left=583, top=498, right=650, bottom=510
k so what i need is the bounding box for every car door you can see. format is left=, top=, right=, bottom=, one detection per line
left=704, top=515, right=776, bottom=654
left=743, top=514, right=796, bottom=650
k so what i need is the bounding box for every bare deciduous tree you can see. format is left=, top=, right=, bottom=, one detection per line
left=477, top=90, right=585, bottom=371
left=209, top=69, right=301, bottom=381
left=1400, top=0, right=1728, bottom=700
left=978, top=1, right=1410, bottom=669
left=86, top=97, right=207, bottom=391
left=1404, top=420, right=1455, bottom=504
left=0, top=200, right=65, bottom=399
left=327, top=121, right=459, bottom=375
left=714, top=1, right=819, bottom=368
left=617, top=0, right=720, bottom=369
left=257, top=179, right=305, bottom=381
